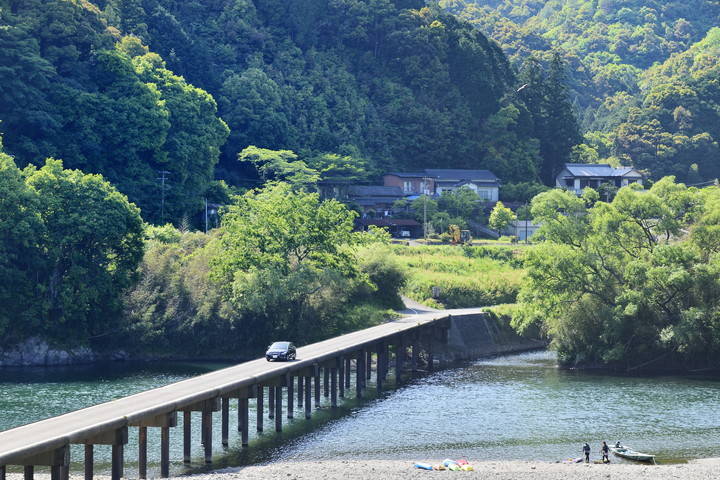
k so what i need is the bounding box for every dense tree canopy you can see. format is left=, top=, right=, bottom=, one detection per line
left=515, top=179, right=720, bottom=370
left=0, top=152, right=144, bottom=343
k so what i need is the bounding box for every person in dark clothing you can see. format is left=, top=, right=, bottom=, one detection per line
left=583, top=443, right=591, bottom=463
left=601, top=441, right=610, bottom=463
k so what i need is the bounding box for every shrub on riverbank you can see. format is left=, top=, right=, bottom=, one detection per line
left=395, top=245, right=526, bottom=308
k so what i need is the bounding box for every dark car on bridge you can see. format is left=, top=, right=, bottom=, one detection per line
left=265, top=341, right=297, bottom=361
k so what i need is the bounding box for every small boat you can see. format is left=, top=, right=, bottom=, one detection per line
left=609, top=445, right=656, bottom=463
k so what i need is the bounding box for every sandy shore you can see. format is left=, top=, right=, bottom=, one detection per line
left=173, top=458, right=720, bottom=480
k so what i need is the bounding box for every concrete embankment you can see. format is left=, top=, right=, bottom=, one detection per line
left=442, top=311, right=546, bottom=362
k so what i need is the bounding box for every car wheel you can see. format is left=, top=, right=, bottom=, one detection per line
left=290, top=353, right=296, bottom=360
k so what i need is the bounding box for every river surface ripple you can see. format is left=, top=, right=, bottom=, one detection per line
left=2, top=351, right=720, bottom=475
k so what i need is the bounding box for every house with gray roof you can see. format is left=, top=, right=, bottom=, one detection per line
left=383, top=168, right=500, bottom=201
left=425, top=169, right=500, bottom=201
left=555, top=163, right=643, bottom=196
left=347, top=185, right=404, bottom=217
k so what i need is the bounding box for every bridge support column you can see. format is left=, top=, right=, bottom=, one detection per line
left=138, top=427, right=147, bottom=479
left=161, top=426, right=170, bottom=477
left=180, top=398, right=219, bottom=464
left=202, top=410, right=212, bottom=463
left=297, top=376, right=304, bottom=408
left=268, top=386, right=275, bottom=420
left=0, top=465, right=4, bottom=480
left=377, top=345, right=384, bottom=392
left=84, top=445, right=93, bottom=480
left=274, top=385, right=283, bottom=432
left=183, top=412, right=191, bottom=462
left=304, top=374, right=312, bottom=419
left=338, top=356, right=345, bottom=398
left=412, top=332, right=419, bottom=376
left=331, top=364, right=338, bottom=407
left=323, top=367, right=330, bottom=398
left=356, top=349, right=366, bottom=398
left=286, top=373, right=294, bottom=419
left=256, top=385, right=264, bottom=432
left=366, top=348, right=372, bottom=381
left=395, top=336, right=404, bottom=387
left=221, top=398, right=230, bottom=446
left=240, top=397, right=249, bottom=446
left=344, top=357, right=351, bottom=389
left=314, top=365, right=321, bottom=408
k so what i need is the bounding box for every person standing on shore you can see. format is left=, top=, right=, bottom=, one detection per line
left=601, top=441, right=610, bottom=463
left=583, top=443, right=591, bottom=463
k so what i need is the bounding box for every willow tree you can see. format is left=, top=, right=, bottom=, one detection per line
left=515, top=179, right=720, bottom=370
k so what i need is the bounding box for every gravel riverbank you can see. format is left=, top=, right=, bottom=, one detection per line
left=7, top=458, right=720, bottom=480
left=172, top=458, right=720, bottom=480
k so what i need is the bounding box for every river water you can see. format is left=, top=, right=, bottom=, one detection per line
left=2, top=351, right=720, bottom=476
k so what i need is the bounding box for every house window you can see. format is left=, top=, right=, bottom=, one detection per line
left=478, top=189, right=491, bottom=200
left=403, top=181, right=413, bottom=193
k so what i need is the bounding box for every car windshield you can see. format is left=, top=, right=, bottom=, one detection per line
left=269, top=342, right=290, bottom=349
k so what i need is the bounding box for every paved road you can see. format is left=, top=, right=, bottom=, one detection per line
left=0, top=307, right=484, bottom=466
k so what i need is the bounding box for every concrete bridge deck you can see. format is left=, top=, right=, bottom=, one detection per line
left=0, top=308, right=485, bottom=480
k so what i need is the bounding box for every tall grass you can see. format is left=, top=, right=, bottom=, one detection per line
left=394, top=245, right=527, bottom=308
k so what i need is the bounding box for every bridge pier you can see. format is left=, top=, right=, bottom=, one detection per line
left=180, top=398, right=219, bottom=464
left=131, top=412, right=177, bottom=478
left=286, top=373, right=294, bottom=419
left=395, top=336, right=405, bottom=387
left=304, top=373, right=312, bottom=419
left=256, top=385, right=264, bottom=432
left=338, top=355, right=345, bottom=398
left=221, top=398, right=230, bottom=446
left=268, top=386, right=275, bottom=420
left=344, top=357, right=351, bottom=389
left=356, top=349, right=366, bottom=398
left=314, top=365, right=321, bottom=408
left=297, top=375, right=304, bottom=408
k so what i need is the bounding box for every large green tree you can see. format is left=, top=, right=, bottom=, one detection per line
left=0, top=148, right=45, bottom=337
left=24, top=158, right=145, bottom=342
left=210, top=182, right=371, bottom=345
left=516, top=180, right=720, bottom=369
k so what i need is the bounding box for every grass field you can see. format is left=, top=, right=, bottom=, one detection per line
left=393, top=244, right=528, bottom=309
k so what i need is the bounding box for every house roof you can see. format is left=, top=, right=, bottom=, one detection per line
left=424, top=169, right=499, bottom=182
left=384, top=172, right=436, bottom=179
left=348, top=186, right=404, bottom=196
left=355, top=219, right=422, bottom=227
left=562, top=163, right=642, bottom=178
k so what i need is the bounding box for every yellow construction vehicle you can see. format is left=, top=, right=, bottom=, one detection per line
left=449, top=224, right=472, bottom=245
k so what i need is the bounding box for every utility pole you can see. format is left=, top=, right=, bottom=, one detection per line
left=422, top=177, right=430, bottom=240
left=157, top=170, right=170, bottom=224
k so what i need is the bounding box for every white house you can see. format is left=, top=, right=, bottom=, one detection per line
left=424, top=169, right=500, bottom=201
left=555, top=163, right=643, bottom=196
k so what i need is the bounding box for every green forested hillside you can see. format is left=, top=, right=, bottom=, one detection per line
left=0, top=0, right=586, bottom=225
left=441, top=0, right=720, bottom=184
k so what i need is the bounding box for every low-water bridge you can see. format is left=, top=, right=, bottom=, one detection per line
left=0, top=308, right=484, bottom=480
